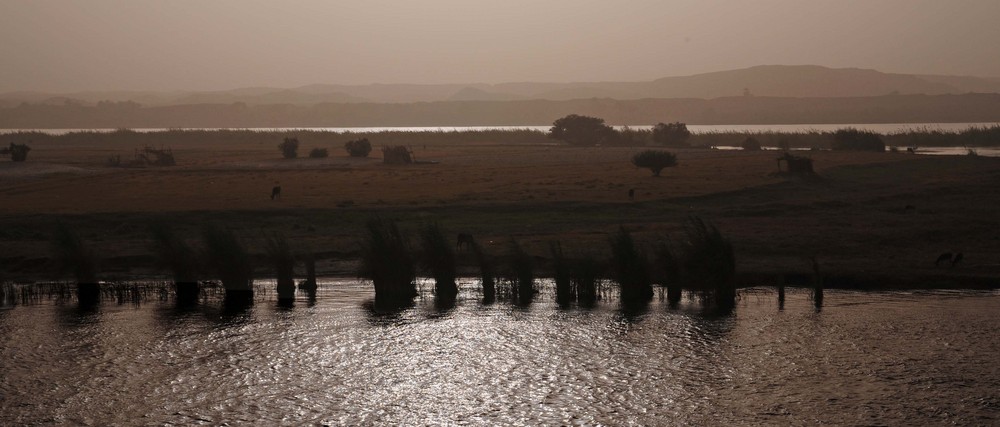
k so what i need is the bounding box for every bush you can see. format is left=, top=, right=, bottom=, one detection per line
left=345, top=138, right=372, bottom=157
left=308, top=147, right=329, bottom=158
left=382, top=145, right=413, bottom=164
left=832, top=128, right=885, bottom=152
left=652, top=122, right=691, bottom=147
left=631, top=150, right=678, bottom=177
left=549, top=114, right=616, bottom=146
left=777, top=152, right=814, bottom=174
left=741, top=137, right=762, bottom=151
left=8, top=143, right=30, bottom=162
left=278, top=137, right=300, bottom=158
left=418, top=223, right=458, bottom=298
left=609, top=227, right=652, bottom=303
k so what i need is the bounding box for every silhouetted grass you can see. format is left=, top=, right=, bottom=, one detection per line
left=550, top=241, right=573, bottom=305
left=503, top=239, right=534, bottom=304
left=653, top=240, right=682, bottom=305
left=419, top=223, right=458, bottom=298
left=298, top=254, right=318, bottom=292
left=149, top=223, right=200, bottom=302
left=679, top=217, right=736, bottom=308
left=359, top=216, right=416, bottom=304
left=264, top=233, right=296, bottom=300
left=51, top=223, right=98, bottom=284
left=572, top=254, right=602, bottom=306
left=609, top=227, right=653, bottom=303
left=469, top=237, right=495, bottom=302
left=201, top=225, right=253, bottom=295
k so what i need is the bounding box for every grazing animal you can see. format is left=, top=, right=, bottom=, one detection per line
left=951, top=252, right=963, bottom=267
left=457, top=233, right=474, bottom=251
left=270, top=185, right=281, bottom=200
left=628, top=188, right=635, bottom=200
left=935, top=252, right=952, bottom=266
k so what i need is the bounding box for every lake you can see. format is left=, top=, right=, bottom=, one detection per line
left=2, top=281, right=998, bottom=425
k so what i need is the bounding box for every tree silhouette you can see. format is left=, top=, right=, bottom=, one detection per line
left=278, top=137, right=299, bottom=159
left=652, top=122, right=691, bottom=147
left=549, top=114, right=616, bottom=146
left=632, top=150, right=678, bottom=176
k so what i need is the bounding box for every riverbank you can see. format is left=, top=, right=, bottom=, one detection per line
left=1, top=138, right=998, bottom=289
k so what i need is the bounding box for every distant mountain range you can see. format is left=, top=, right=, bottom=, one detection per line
left=3, top=65, right=1000, bottom=108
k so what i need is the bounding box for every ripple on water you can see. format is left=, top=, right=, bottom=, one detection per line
left=0, top=283, right=998, bottom=425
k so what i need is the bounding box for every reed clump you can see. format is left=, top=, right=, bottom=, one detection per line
left=418, top=223, right=458, bottom=298
left=609, top=227, right=653, bottom=303
left=149, top=223, right=200, bottom=302
left=51, top=223, right=100, bottom=304
left=468, top=237, right=496, bottom=302
left=678, top=217, right=736, bottom=309
left=572, top=254, right=602, bottom=306
left=359, top=217, right=416, bottom=304
left=550, top=242, right=574, bottom=304
left=201, top=225, right=253, bottom=298
left=652, top=240, right=682, bottom=305
left=264, top=233, right=296, bottom=301
left=503, top=239, right=535, bottom=304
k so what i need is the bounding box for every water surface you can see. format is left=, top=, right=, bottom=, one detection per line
left=1, top=281, right=998, bottom=425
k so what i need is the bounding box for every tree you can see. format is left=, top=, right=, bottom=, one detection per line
left=344, top=138, right=372, bottom=157
left=652, top=122, right=691, bottom=147
left=8, top=142, right=31, bottom=162
left=631, top=150, right=678, bottom=177
left=549, top=114, right=616, bottom=146
left=278, top=137, right=299, bottom=159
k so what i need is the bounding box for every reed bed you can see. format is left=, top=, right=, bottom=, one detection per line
left=264, top=233, right=296, bottom=300
left=201, top=225, right=253, bottom=298
left=418, top=223, right=458, bottom=298
left=609, top=227, right=653, bottom=304
left=359, top=217, right=417, bottom=304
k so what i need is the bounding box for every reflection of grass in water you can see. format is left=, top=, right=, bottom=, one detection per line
left=359, top=216, right=416, bottom=304
left=202, top=224, right=252, bottom=292
left=418, top=223, right=457, bottom=298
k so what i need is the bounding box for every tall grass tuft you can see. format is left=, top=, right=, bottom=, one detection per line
left=550, top=241, right=574, bottom=305
left=504, top=239, right=534, bottom=304
left=679, top=217, right=736, bottom=309
left=572, top=254, right=602, bottom=306
left=202, top=225, right=253, bottom=301
left=51, top=223, right=100, bottom=304
left=264, top=233, right=296, bottom=301
left=418, top=223, right=458, bottom=298
left=149, top=223, right=200, bottom=302
left=298, top=254, right=318, bottom=293
left=359, top=216, right=416, bottom=305
left=609, top=227, right=653, bottom=304
left=811, top=257, right=824, bottom=309
left=653, top=240, right=682, bottom=305
left=469, top=237, right=495, bottom=302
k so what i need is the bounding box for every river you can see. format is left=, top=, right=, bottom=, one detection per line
left=1, top=281, right=997, bottom=425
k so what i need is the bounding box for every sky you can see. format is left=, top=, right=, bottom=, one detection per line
left=2, top=0, right=1000, bottom=92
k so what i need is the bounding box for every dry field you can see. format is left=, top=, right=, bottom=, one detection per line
left=2, top=135, right=999, bottom=287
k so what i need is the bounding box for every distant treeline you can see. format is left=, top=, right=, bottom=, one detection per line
left=3, top=125, right=999, bottom=149
left=2, top=93, right=1000, bottom=128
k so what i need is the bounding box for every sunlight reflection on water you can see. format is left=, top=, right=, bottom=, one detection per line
left=1, top=280, right=998, bottom=425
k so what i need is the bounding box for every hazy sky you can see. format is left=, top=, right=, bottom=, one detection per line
left=2, top=0, right=1000, bottom=92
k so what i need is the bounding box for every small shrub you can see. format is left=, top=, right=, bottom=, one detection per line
left=777, top=152, right=815, bottom=174
left=382, top=145, right=413, bottom=164
left=8, top=143, right=31, bottom=162
left=631, top=150, right=678, bottom=177
left=741, top=137, right=762, bottom=151
left=308, top=147, right=329, bottom=158
left=345, top=138, right=372, bottom=157
left=832, top=128, right=885, bottom=152
left=278, top=137, right=300, bottom=159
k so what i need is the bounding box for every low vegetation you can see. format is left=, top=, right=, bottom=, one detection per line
left=201, top=225, right=253, bottom=294
left=359, top=217, right=416, bottom=304
left=381, top=145, right=413, bottom=164
left=418, top=223, right=458, bottom=298
left=631, top=150, right=678, bottom=176
left=6, top=142, right=31, bottom=162
left=308, top=147, right=329, bottom=158
left=345, top=138, right=372, bottom=157
left=832, top=128, right=885, bottom=152
left=609, top=227, right=653, bottom=303
left=278, top=137, right=300, bottom=159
